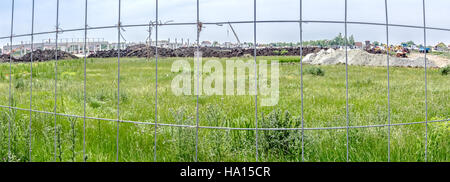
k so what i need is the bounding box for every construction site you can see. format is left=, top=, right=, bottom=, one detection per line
left=1, top=40, right=449, bottom=68
left=0, top=0, right=449, bottom=165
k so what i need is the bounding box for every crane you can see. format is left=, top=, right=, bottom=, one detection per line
left=216, top=22, right=241, bottom=47
left=227, top=22, right=241, bottom=46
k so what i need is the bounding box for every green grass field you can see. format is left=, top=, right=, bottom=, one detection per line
left=0, top=56, right=448, bottom=162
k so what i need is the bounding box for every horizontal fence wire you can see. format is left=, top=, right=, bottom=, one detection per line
left=2, top=0, right=449, bottom=162
left=2, top=20, right=450, bottom=40
left=0, top=105, right=448, bottom=131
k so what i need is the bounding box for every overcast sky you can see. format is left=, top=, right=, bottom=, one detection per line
left=1, top=0, right=450, bottom=47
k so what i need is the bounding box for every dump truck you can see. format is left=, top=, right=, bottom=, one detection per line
left=419, top=47, right=431, bottom=53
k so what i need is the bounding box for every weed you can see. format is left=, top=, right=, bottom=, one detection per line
left=260, top=110, right=301, bottom=157
left=68, top=117, right=77, bottom=162
left=440, top=65, right=449, bottom=75
left=280, top=49, right=288, bottom=56
left=56, top=124, right=62, bottom=162
left=205, top=105, right=226, bottom=160
left=305, top=67, right=325, bottom=76
left=0, top=57, right=448, bottom=162
left=89, top=99, right=101, bottom=109
left=15, top=79, right=25, bottom=89
left=170, top=108, right=195, bottom=161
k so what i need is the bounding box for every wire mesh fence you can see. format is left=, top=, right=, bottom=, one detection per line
left=0, top=0, right=449, bottom=162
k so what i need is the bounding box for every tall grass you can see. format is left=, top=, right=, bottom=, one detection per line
left=0, top=57, right=448, bottom=162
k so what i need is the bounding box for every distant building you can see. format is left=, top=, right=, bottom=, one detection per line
left=434, top=42, right=448, bottom=51
left=364, top=40, right=371, bottom=49
left=201, top=41, right=212, bottom=47
left=2, top=38, right=109, bottom=56
left=354, top=42, right=363, bottom=49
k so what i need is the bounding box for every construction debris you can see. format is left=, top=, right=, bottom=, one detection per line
left=0, top=50, right=77, bottom=63
left=20, top=50, right=78, bottom=62
left=88, top=44, right=325, bottom=58
left=2, top=46, right=445, bottom=68
left=0, top=54, right=18, bottom=62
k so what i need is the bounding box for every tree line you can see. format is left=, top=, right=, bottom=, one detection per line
left=267, top=33, right=355, bottom=47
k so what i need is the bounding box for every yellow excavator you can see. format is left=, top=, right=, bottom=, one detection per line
left=394, top=45, right=409, bottom=58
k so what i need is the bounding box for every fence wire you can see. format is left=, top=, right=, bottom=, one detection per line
left=1, top=0, right=448, bottom=162
left=384, top=0, right=391, bottom=162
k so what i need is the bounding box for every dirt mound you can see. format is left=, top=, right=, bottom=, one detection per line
left=88, top=44, right=325, bottom=58
left=0, top=54, right=17, bottom=62
left=303, top=49, right=439, bottom=68
left=17, top=50, right=78, bottom=62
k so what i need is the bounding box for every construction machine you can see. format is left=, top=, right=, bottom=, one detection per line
left=394, top=45, right=409, bottom=58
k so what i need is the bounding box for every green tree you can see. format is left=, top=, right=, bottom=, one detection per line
left=401, top=41, right=415, bottom=47
left=333, top=33, right=344, bottom=46
left=349, top=35, right=355, bottom=46
left=373, top=41, right=380, bottom=47
left=212, top=41, right=219, bottom=47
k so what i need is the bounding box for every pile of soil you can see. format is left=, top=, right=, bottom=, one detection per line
left=0, top=50, right=77, bottom=63
left=303, top=48, right=439, bottom=68
left=0, top=54, right=17, bottom=62
left=18, top=50, right=78, bottom=62
left=87, top=44, right=326, bottom=58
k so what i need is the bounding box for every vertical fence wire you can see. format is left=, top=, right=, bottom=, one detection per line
left=344, top=0, right=350, bottom=162
left=54, top=0, right=60, bottom=162
left=299, top=0, right=304, bottom=162
left=384, top=0, right=391, bottom=162
left=83, top=0, right=88, bottom=162
left=29, top=0, right=35, bottom=162
left=422, top=0, right=428, bottom=162
left=253, top=0, right=259, bottom=162
left=2, top=0, right=446, bottom=163
left=53, top=0, right=59, bottom=161
left=116, top=0, right=122, bottom=162
left=154, top=0, right=159, bottom=162
left=195, top=0, right=200, bottom=162
left=8, top=0, right=14, bottom=157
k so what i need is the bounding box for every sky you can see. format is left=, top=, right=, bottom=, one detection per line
left=1, top=0, right=450, bottom=47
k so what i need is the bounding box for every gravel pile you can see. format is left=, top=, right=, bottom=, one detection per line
left=303, top=49, right=439, bottom=68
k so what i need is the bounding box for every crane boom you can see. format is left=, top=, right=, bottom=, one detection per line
left=228, top=22, right=241, bottom=45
